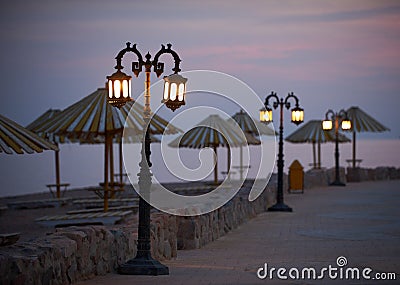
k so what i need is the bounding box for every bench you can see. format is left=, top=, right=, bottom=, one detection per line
left=35, top=210, right=133, bottom=227
left=221, top=171, right=236, bottom=180
left=87, top=187, right=125, bottom=199
left=346, top=159, right=363, bottom=167
left=72, top=198, right=139, bottom=209
left=0, top=233, right=20, bottom=246
left=7, top=198, right=70, bottom=210
left=67, top=205, right=139, bottom=215
left=46, top=183, right=70, bottom=198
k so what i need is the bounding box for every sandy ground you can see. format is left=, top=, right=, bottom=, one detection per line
left=0, top=180, right=216, bottom=243
left=0, top=186, right=137, bottom=242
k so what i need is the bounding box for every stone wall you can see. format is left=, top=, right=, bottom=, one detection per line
left=0, top=214, right=176, bottom=285
left=347, top=166, right=400, bottom=182
left=304, top=167, right=347, bottom=188
left=176, top=178, right=279, bottom=250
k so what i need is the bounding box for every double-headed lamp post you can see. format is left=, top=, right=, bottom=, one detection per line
left=106, top=42, right=187, bottom=275
left=322, top=109, right=351, bottom=186
left=260, top=92, right=304, bottom=212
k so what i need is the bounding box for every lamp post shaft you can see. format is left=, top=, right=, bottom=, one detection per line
left=136, top=70, right=152, bottom=259
left=109, top=43, right=185, bottom=276
left=331, top=116, right=345, bottom=186
left=324, top=110, right=347, bottom=186
left=118, top=62, right=169, bottom=276
left=335, top=119, right=340, bottom=182
left=266, top=93, right=296, bottom=212
left=276, top=100, right=284, bottom=205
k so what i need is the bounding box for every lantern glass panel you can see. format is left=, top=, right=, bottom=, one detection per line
left=170, top=83, right=177, bottom=101
left=292, top=109, right=304, bottom=123
left=122, top=80, right=129, bottom=98
left=178, top=83, right=185, bottom=101
left=341, top=120, right=351, bottom=130
left=108, top=80, right=113, bottom=98
left=322, top=120, right=333, bottom=130
left=163, top=81, right=169, bottom=100
left=114, top=80, right=121, bottom=98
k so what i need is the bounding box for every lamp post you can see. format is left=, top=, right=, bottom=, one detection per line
left=322, top=109, right=351, bottom=186
left=260, top=92, right=304, bottom=212
left=106, top=42, right=187, bottom=275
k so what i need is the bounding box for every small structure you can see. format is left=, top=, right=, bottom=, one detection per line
left=288, top=160, right=304, bottom=193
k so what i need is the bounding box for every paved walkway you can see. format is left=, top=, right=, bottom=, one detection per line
left=77, top=180, right=400, bottom=285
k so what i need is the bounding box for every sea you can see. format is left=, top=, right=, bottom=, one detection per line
left=0, top=138, right=399, bottom=197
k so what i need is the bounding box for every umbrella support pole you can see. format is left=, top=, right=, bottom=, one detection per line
left=317, top=141, right=321, bottom=169
left=55, top=148, right=61, bottom=199
left=312, top=142, right=316, bottom=169
left=239, top=146, right=243, bottom=181
left=110, top=139, right=115, bottom=199
left=352, top=131, right=356, bottom=169
left=227, top=146, right=231, bottom=182
left=103, top=134, right=110, bottom=212
left=213, top=145, right=218, bottom=184
left=119, top=140, right=123, bottom=189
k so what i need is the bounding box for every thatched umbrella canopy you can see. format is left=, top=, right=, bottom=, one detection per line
left=0, top=114, right=57, bottom=155
left=346, top=106, right=390, bottom=168
left=30, top=87, right=181, bottom=209
left=285, top=120, right=350, bottom=169
left=169, top=114, right=260, bottom=184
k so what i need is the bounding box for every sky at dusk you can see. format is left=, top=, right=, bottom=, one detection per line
left=1, top=0, right=399, bottom=135
left=0, top=1, right=399, bottom=196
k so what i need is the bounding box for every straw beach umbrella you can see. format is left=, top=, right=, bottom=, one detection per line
left=285, top=120, right=350, bottom=169
left=0, top=114, right=58, bottom=155
left=31, top=87, right=181, bottom=210
left=346, top=106, right=390, bottom=168
left=26, top=109, right=74, bottom=198
left=229, top=109, right=276, bottom=180
left=169, top=114, right=260, bottom=184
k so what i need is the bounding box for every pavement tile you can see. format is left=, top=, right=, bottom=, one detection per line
left=76, top=180, right=400, bottom=285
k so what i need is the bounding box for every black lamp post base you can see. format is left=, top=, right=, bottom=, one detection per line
left=268, top=202, right=293, bottom=212
left=330, top=180, right=346, bottom=186
left=118, top=256, right=169, bottom=275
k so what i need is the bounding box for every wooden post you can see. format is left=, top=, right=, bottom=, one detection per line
left=312, top=142, right=316, bottom=169
left=352, top=131, right=356, bottom=169
left=213, top=145, right=218, bottom=184
left=119, top=139, right=123, bottom=188
left=110, top=136, right=115, bottom=199
left=55, top=146, right=61, bottom=199
left=239, top=145, right=243, bottom=181
left=227, top=145, right=231, bottom=181
left=317, top=141, right=321, bottom=169
left=103, top=134, right=109, bottom=212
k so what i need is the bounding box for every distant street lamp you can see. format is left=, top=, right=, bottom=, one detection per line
left=260, top=92, right=304, bottom=212
left=106, top=42, right=187, bottom=275
left=322, top=109, right=351, bottom=186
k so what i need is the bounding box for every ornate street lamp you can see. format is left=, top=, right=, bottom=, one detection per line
left=106, top=42, right=187, bottom=275
left=322, top=109, right=351, bottom=186
left=260, top=91, right=304, bottom=212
